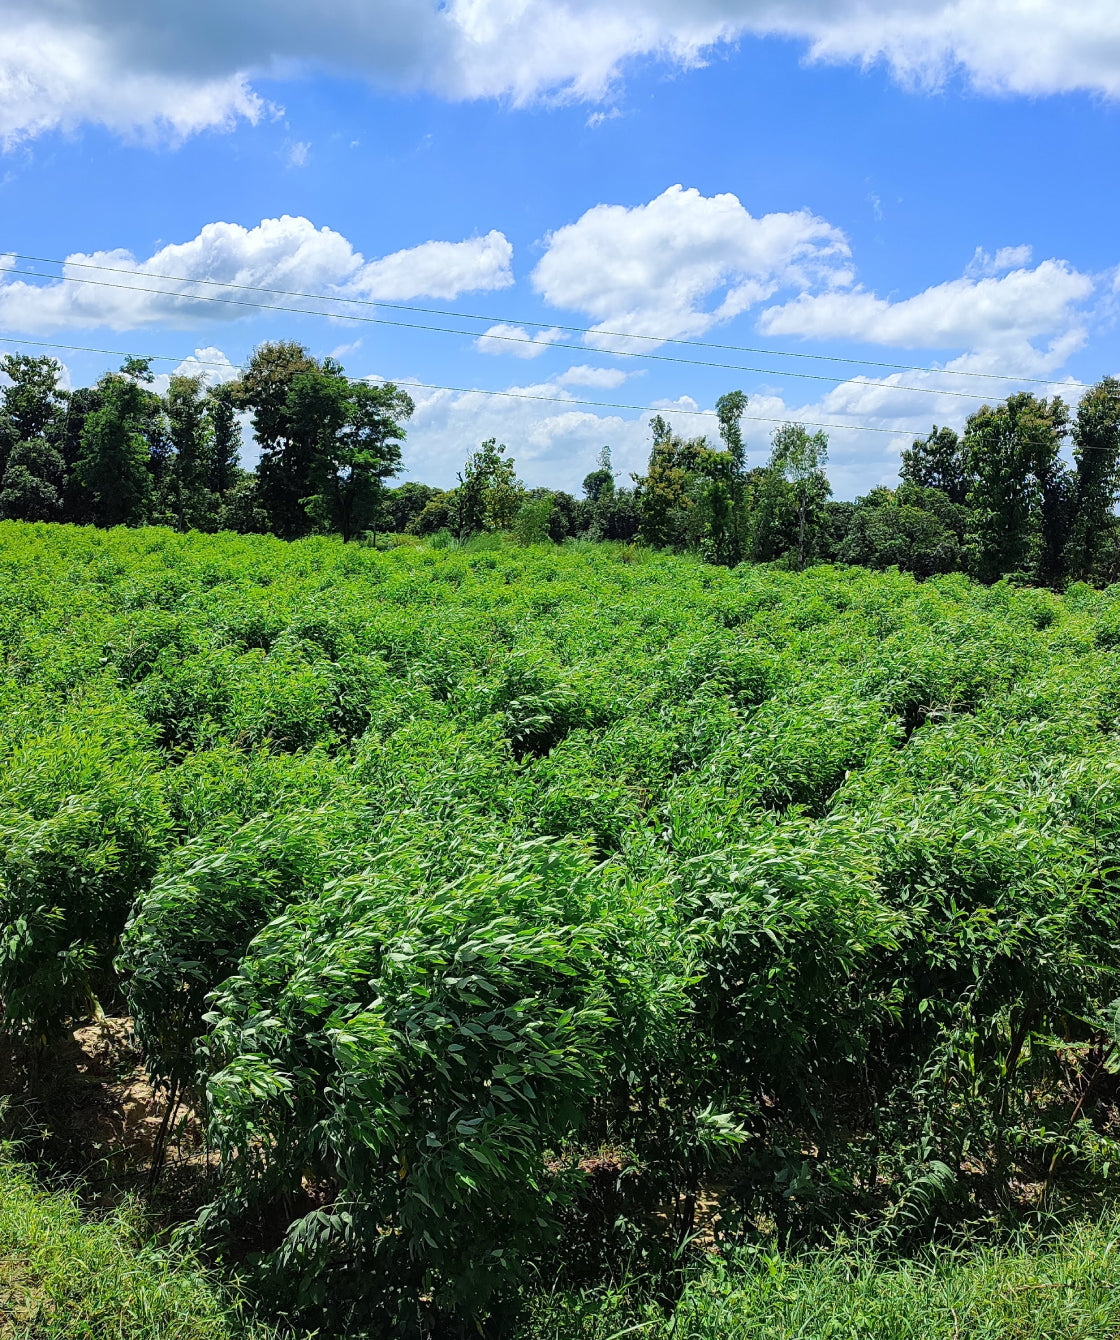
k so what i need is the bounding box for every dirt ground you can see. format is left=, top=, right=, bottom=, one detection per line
left=0, top=1017, right=212, bottom=1215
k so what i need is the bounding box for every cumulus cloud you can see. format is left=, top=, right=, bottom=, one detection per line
left=758, top=258, right=1094, bottom=370
left=386, top=363, right=954, bottom=499
left=555, top=365, right=630, bottom=387
left=533, top=184, right=851, bottom=347
left=780, top=1, right=1120, bottom=98
left=0, top=17, right=266, bottom=146
left=392, top=210, right=1103, bottom=497
left=0, top=216, right=513, bottom=332
left=474, top=324, right=565, bottom=358
left=4, top=2, right=1120, bottom=146
left=741, top=360, right=1090, bottom=497
left=391, top=373, right=669, bottom=490
left=353, top=232, right=513, bottom=302
left=148, top=346, right=243, bottom=396
left=168, top=345, right=241, bottom=384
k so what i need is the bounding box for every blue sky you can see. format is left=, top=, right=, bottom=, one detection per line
left=2, top=2, right=1119, bottom=496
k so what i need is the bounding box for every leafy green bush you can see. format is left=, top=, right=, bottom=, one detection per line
left=0, top=698, right=169, bottom=1036
left=196, top=836, right=673, bottom=1327
left=4, top=524, right=1120, bottom=1330
left=121, top=808, right=353, bottom=1091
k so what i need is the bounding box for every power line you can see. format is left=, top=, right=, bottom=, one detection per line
left=0, top=333, right=915, bottom=436
left=5, top=249, right=1080, bottom=389
left=0, top=262, right=994, bottom=401
left=0, top=255, right=1086, bottom=402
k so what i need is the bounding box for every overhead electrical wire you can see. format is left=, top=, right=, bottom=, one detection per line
left=5, top=249, right=1079, bottom=388
left=0, top=262, right=998, bottom=402
left=0, top=333, right=916, bottom=436
left=0, top=253, right=1086, bottom=401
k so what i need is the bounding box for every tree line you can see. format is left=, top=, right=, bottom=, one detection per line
left=0, top=342, right=412, bottom=544
left=3, top=340, right=1120, bottom=586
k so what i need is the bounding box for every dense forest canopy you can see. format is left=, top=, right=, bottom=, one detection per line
left=4, top=343, right=1120, bottom=586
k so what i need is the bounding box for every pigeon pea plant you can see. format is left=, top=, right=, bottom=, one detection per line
left=3, top=522, right=1120, bottom=1330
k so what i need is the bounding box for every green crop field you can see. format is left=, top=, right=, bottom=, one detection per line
left=5, top=519, right=1120, bottom=1335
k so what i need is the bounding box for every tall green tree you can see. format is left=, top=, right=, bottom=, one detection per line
left=716, top=390, right=747, bottom=472
left=0, top=439, right=65, bottom=522
left=56, top=386, right=101, bottom=521
left=634, top=415, right=712, bottom=551
left=900, top=425, right=971, bottom=505
left=748, top=466, right=799, bottom=562
left=963, top=393, right=1070, bottom=584
left=0, top=355, right=68, bottom=521
left=304, top=381, right=414, bottom=543
left=165, top=376, right=244, bottom=532
left=635, top=399, right=749, bottom=563
left=579, top=447, right=640, bottom=542
left=1066, top=377, right=1120, bottom=583
left=768, top=422, right=830, bottom=570
left=205, top=383, right=242, bottom=500
left=165, top=375, right=212, bottom=530
left=231, top=341, right=330, bottom=537
left=1034, top=401, right=1075, bottom=588
left=457, top=438, right=522, bottom=538
left=73, top=360, right=159, bottom=527
left=713, top=389, right=749, bottom=564
left=0, top=354, right=67, bottom=484
left=582, top=446, right=615, bottom=505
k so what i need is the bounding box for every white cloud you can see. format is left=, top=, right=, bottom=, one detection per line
left=330, top=339, right=363, bottom=360
left=352, top=231, right=513, bottom=301
left=533, top=184, right=851, bottom=347
left=967, top=244, right=1033, bottom=277
left=758, top=258, right=1094, bottom=366
left=6, top=3, right=1120, bottom=147
left=0, top=216, right=514, bottom=332
left=386, top=365, right=941, bottom=499
left=778, top=1, right=1120, bottom=99
left=286, top=140, right=310, bottom=168
left=474, top=324, right=565, bottom=358
left=0, top=18, right=265, bottom=146
left=440, top=2, right=1120, bottom=104
left=148, top=346, right=242, bottom=395
left=395, top=216, right=1101, bottom=498
left=741, top=361, right=1094, bottom=497
left=555, top=365, right=630, bottom=387
left=169, top=346, right=241, bottom=384
left=392, top=373, right=666, bottom=490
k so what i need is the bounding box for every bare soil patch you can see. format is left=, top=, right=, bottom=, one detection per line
left=1, top=1016, right=211, bottom=1217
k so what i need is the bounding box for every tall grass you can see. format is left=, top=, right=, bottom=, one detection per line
left=0, top=1154, right=281, bottom=1340
left=7, top=1140, right=1120, bottom=1340
left=523, top=1221, right=1120, bottom=1339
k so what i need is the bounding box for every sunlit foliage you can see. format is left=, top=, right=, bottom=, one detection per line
left=3, top=523, right=1120, bottom=1331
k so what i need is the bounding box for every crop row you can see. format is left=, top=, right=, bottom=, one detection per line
left=4, top=521, right=1120, bottom=1331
